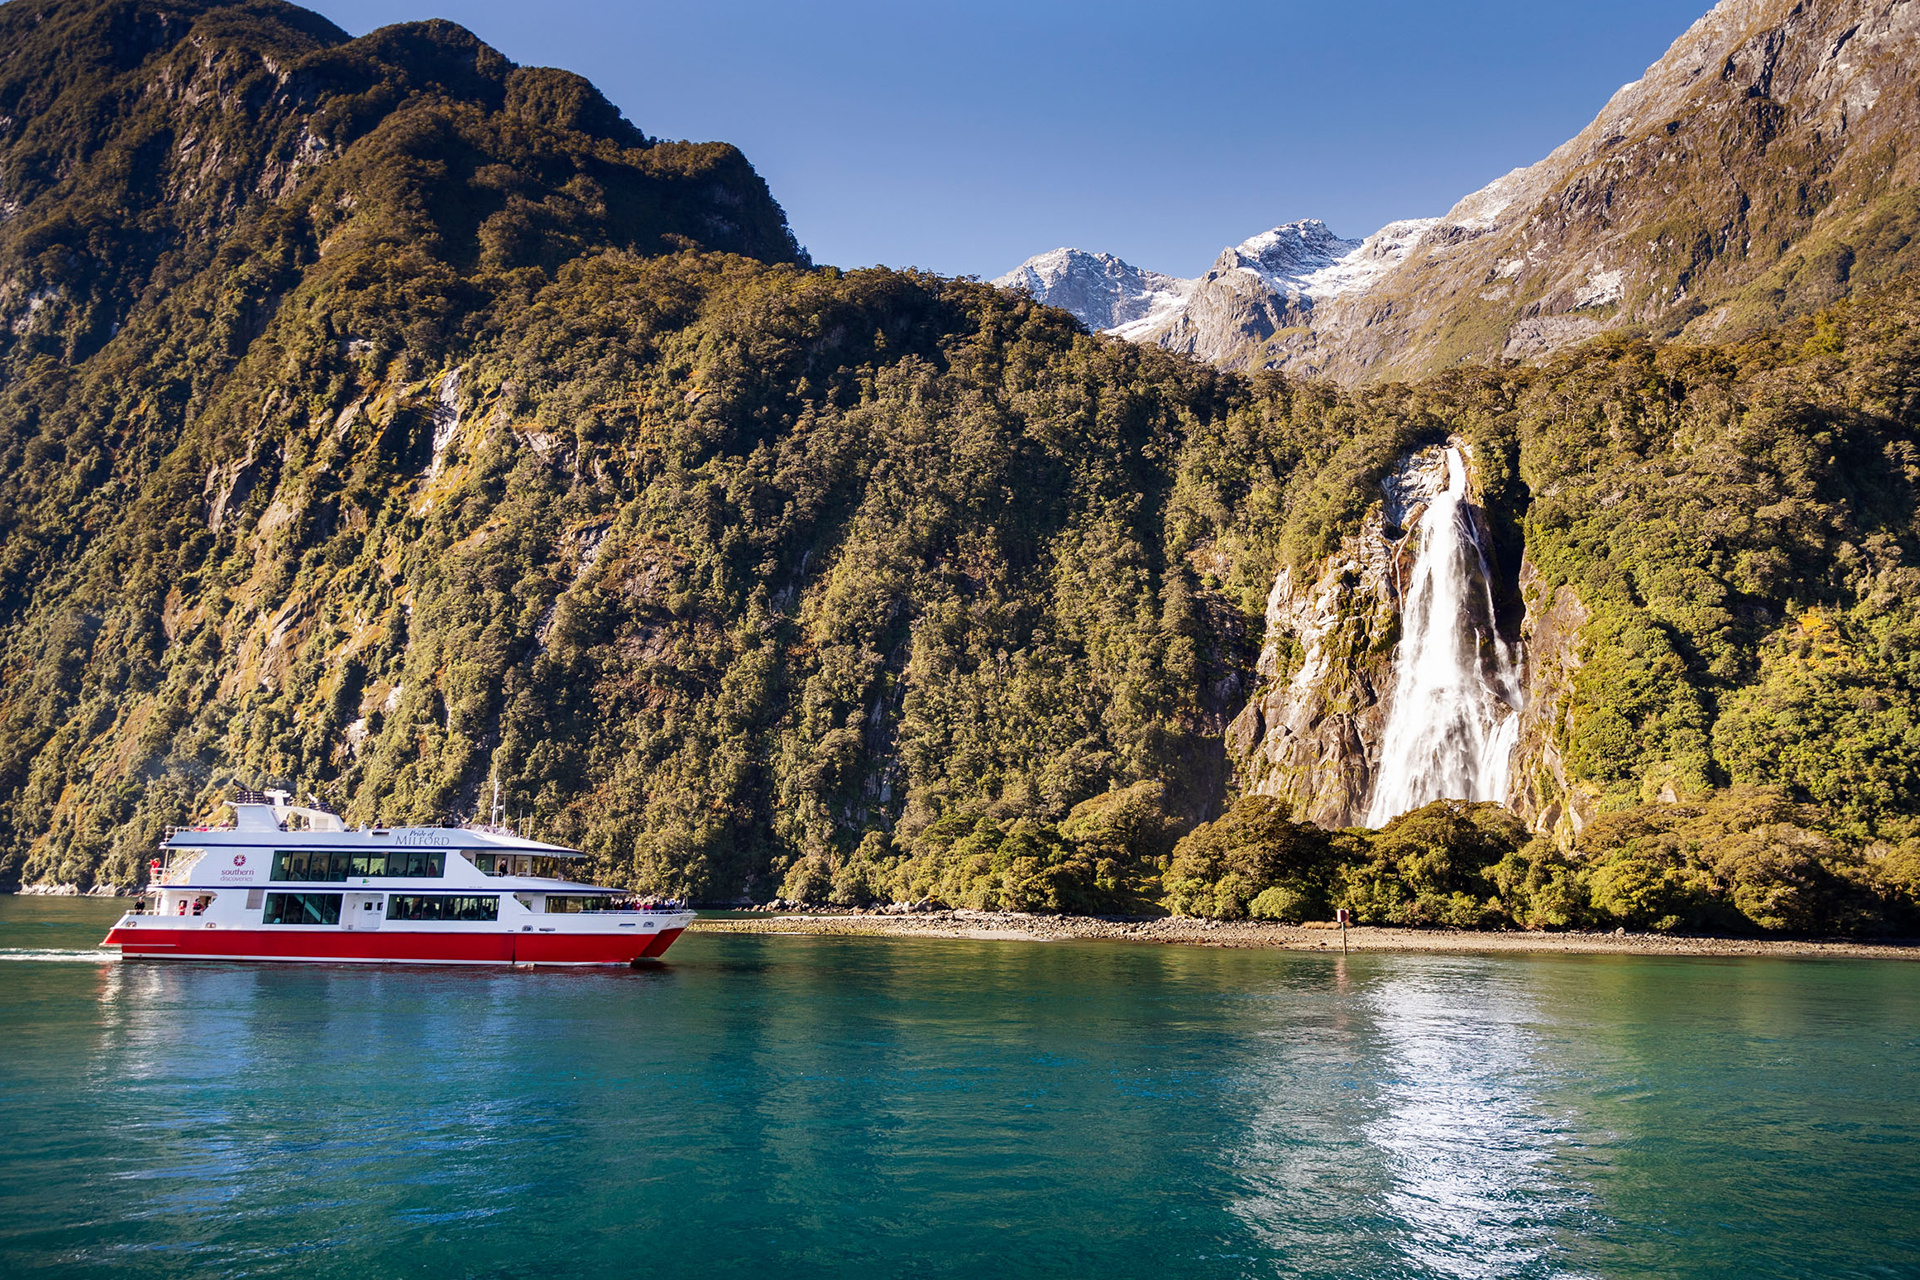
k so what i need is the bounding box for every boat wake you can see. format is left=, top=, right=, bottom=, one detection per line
left=0, top=948, right=119, bottom=963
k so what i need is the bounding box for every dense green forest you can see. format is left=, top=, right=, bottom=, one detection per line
left=2, top=0, right=1918, bottom=935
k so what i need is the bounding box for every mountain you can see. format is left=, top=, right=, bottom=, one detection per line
left=3, top=0, right=1919, bottom=935
left=1001, top=0, right=1920, bottom=381
left=995, top=218, right=1438, bottom=369
left=0, top=0, right=1250, bottom=906
left=1298, top=0, right=1920, bottom=380
left=1124, top=219, right=1435, bottom=369
left=989, top=248, right=1190, bottom=334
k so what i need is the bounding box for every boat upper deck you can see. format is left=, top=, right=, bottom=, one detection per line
left=169, top=797, right=577, bottom=854
left=155, top=795, right=599, bottom=893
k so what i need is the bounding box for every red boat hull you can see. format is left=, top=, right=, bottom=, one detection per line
left=102, top=926, right=685, bottom=965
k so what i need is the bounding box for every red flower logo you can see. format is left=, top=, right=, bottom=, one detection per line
left=232, top=854, right=247, bottom=867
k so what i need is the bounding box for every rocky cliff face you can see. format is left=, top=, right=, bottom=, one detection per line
left=999, top=0, right=1920, bottom=382
left=1225, top=551, right=1393, bottom=829
left=1228, top=445, right=1457, bottom=828
left=1228, top=441, right=1596, bottom=836
left=1292, top=0, right=1920, bottom=380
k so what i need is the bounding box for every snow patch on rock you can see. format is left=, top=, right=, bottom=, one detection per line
left=1571, top=267, right=1625, bottom=308
left=1297, top=218, right=1438, bottom=299
left=1215, top=219, right=1362, bottom=293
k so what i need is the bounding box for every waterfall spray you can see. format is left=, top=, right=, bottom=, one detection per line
left=1366, top=447, right=1523, bottom=827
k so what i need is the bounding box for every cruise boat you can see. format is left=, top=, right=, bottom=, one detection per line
left=101, top=790, right=694, bottom=965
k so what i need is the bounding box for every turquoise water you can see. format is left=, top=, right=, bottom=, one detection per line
left=1, top=899, right=1916, bottom=1279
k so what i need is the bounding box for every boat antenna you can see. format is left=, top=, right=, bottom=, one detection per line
left=489, top=768, right=504, bottom=831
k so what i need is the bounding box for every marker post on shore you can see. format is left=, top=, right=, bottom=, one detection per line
left=1337, top=908, right=1351, bottom=953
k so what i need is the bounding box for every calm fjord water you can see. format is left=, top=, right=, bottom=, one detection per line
left=1, top=899, right=1915, bottom=1280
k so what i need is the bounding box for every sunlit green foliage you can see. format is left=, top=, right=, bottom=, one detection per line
left=1167, top=789, right=1909, bottom=936
left=0, top=1, right=1267, bottom=899
left=1162, top=795, right=1338, bottom=920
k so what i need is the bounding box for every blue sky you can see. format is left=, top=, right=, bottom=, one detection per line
left=312, top=0, right=1713, bottom=279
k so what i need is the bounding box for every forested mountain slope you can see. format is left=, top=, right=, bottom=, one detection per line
left=0, top=0, right=1270, bottom=900
left=2, top=0, right=1918, bottom=934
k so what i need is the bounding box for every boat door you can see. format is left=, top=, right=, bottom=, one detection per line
left=341, top=892, right=385, bottom=931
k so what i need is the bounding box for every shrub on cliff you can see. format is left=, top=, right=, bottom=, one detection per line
left=1487, top=839, right=1586, bottom=929
left=851, top=791, right=1167, bottom=915
left=1168, top=797, right=1547, bottom=926
left=1060, top=781, right=1182, bottom=864
left=830, top=832, right=893, bottom=907
left=1867, top=841, right=1920, bottom=932
left=1163, top=795, right=1337, bottom=919
left=1336, top=800, right=1530, bottom=927
left=1574, top=788, right=1882, bottom=933
left=1247, top=886, right=1313, bottom=923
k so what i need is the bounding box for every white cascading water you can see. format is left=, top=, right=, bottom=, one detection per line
left=1366, top=447, right=1523, bottom=827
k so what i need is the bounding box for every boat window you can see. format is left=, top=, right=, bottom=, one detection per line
left=261, top=893, right=343, bottom=925
left=271, top=851, right=445, bottom=881
left=385, top=895, right=500, bottom=922
left=470, top=853, right=570, bottom=879
left=544, top=895, right=615, bottom=913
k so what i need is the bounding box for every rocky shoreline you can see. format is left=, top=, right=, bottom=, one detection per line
left=691, top=909, right=1920, bottom=960
left=13, top=883, right=125, bottom=897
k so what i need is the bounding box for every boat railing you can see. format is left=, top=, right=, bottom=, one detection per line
left=542, top=898, right=691, bottom=915
left=146, top=848, right=206, bottom=887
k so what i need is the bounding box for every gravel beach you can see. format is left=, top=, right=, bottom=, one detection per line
left=691, top=910, right=1920, bottom=960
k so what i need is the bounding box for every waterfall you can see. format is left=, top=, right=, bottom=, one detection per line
left=1365, top=446, right=1523, bottom=827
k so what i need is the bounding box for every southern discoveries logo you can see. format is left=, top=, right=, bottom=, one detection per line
left=218, top=852, right=258, bottom=881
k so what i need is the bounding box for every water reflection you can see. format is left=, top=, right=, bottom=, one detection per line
left=1217, top=956, right=1381, bottom=1277
left=1228, top=956, right=1603, bottom=1278
left=1362, top=961, right=1600, bottom=1278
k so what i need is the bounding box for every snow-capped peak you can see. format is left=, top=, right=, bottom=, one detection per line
left=1295, top=218, right=1438, bottom=298
left=992, top=215, right=1437, bottom=349
left=1214, top=219, right=1363, bottom=292
left=992, top=247, right=1194, bottom=334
